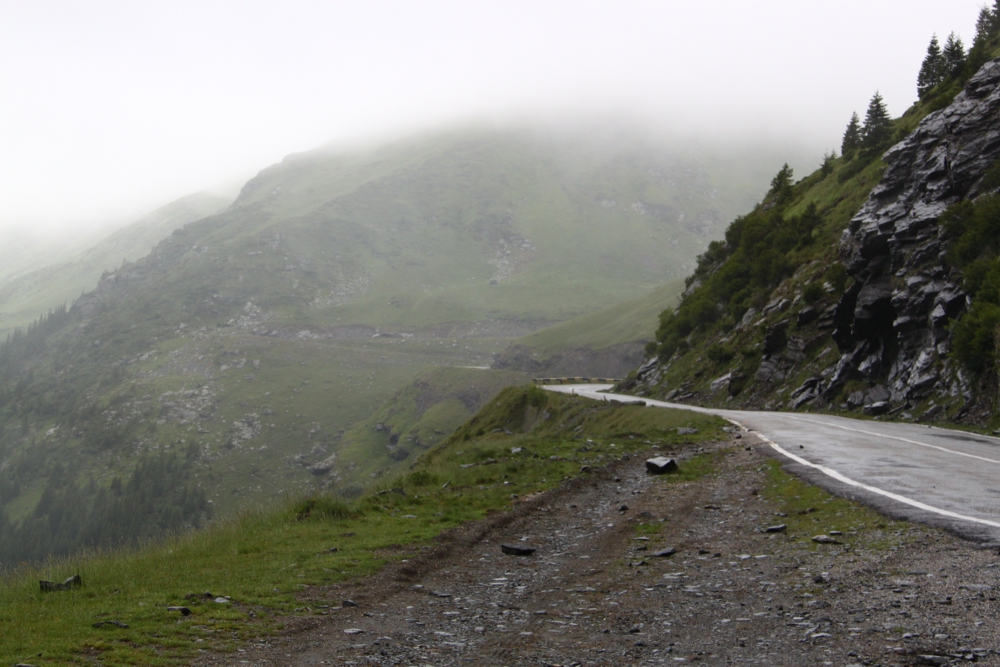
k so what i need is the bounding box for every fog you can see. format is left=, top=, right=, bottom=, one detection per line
left=0, top=0, right=982, bottom=238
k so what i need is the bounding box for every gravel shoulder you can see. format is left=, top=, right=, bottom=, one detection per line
left=198, top=434, right=1000, bottom=666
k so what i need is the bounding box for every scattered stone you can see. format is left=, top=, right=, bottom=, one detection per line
left=863, top=401, right=890, bottom=416
left=764, top=524, right=787, bottom=533
left=167, top=606, right=192, bottom=616
left=343, top=628, right=364, bottom=635
left=214, top=597, right=230, bottom=604
left=651, top=548, right=677, bottom=558
left=430, top=590, right=452, bottom=598
left=92, top=620, right=129, bottom=629
left=39, top=574, right=82, bottom=592
left=916, top=657, right=949, bottom=666
left=343, top=599, right=358, bottom=607
left=580, top=465, right=592, bottom=473
left=645, top=457, right=678, bottom=475
left=812, top=535, right=841, bottom=545
left=710, top=373, right=732, bottom=393
left=676, top=427, right=698, bottom=435
left=185, top=591, right=215, bottom=600
left=501, top=544, right=537, bottom=556
left=618, top=504, right=629, bottom=512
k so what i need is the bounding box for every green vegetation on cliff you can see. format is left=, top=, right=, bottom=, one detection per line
left=942, top=191, right=1000, bottom=376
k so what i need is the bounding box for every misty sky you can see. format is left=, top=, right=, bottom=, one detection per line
left=0, top=1, right=982, bottom=234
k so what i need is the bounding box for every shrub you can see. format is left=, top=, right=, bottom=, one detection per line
left=404, top=470, right=440, bottom=487
left=293, top=496, right=359, bottom=521
left=706, top=344, right=735, bottom=364
left=525, top=385, right=548, bottom=408
left=802, top=282, right=825, bottom=305
left=952, top=303, right=1000, bottom=376
left=824, top=263, right=848, bottom=294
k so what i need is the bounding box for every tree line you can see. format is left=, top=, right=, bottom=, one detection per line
left=0, top=447, right=211, bottom=567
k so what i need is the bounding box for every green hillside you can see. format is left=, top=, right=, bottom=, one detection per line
left=492, top=279, right=684, bottom=377
left=0, top=127, right=791, bottom=565
left=0, top=192, right=230, bottom=337
left=330, top=366, right=530, bottom=492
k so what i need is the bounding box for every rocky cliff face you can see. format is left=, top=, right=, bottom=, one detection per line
left=822, top=59, right=1000, bottom=415
left=627, top=57, right=1000, bottom=422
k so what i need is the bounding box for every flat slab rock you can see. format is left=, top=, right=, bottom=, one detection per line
left=500, top=543, right=537, bottom=556
left=645, top=457, right=678, bottom=474
left=39, top=574, right=81, bottom=592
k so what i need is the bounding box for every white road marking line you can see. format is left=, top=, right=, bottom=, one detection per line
left=779, top=415, right=1000, bottom=466
left=545, top=385, right=1000, bottom=531
left=746, top=426, right=1000, bottom=530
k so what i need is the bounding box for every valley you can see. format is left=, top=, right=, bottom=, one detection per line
left=6, top=7, right=1000, bottom=664
left=0, top=127, right=792, bottom=565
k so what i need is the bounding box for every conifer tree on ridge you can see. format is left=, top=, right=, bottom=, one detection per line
left=917, top=34, right=945, bottom=98
left=942, top=32, right=967, bottom=78
left=861, top=92, right=892, bottom=155
left=841, top=112, right=862, bottom=156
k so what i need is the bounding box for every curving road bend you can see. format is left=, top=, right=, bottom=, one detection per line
left=546, top=384, right=1000, bottom=546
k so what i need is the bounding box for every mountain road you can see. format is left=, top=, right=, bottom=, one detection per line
left=547, top=384, right=1000, bottom=546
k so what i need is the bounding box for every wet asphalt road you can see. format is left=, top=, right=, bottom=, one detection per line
left=547, top=384, right=1000, bottom=545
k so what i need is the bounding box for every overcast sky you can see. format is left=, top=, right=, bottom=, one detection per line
left=0, top=1, right=983, bottom=235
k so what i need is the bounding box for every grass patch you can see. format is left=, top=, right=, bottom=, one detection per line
left=663, top=450, right=723, bottom=483
left=761, top=459, right=917, bottom=550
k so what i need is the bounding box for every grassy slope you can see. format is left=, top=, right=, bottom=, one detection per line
left=0, top=385, right=917, bottom=666
left=332, top=366, right=530, bottom=489
left=0, top=192, right=230, bottom=338
left=509, top=279, right=685, bottom=355
left=0, top=127, right=793, bottom=541
left=163, top=128, right=788, bottom=328
left=0, top=387, right=727, bottom=666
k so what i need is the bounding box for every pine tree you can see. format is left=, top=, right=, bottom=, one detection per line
left=917, top=34, right=945, bottom=98
left=841, top=112, right=862, bottom=156
left=861, top=92, right=893, bottom=155
left=943, top=32, right=967, bottom=79
left=768, top=163, right=794, bottom=202
left=821, top=150, right=837, bottom=176
left=974, top=7, right=994, bottom=48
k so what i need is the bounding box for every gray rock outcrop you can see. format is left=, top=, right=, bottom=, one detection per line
left=824, top=58, right=1000, bottom=405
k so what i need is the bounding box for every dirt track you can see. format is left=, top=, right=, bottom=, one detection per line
left=199, top=435, right=1000, bottom=666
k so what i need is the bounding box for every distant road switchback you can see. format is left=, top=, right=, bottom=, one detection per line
left=547, top=384, right=1000, bottom=545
